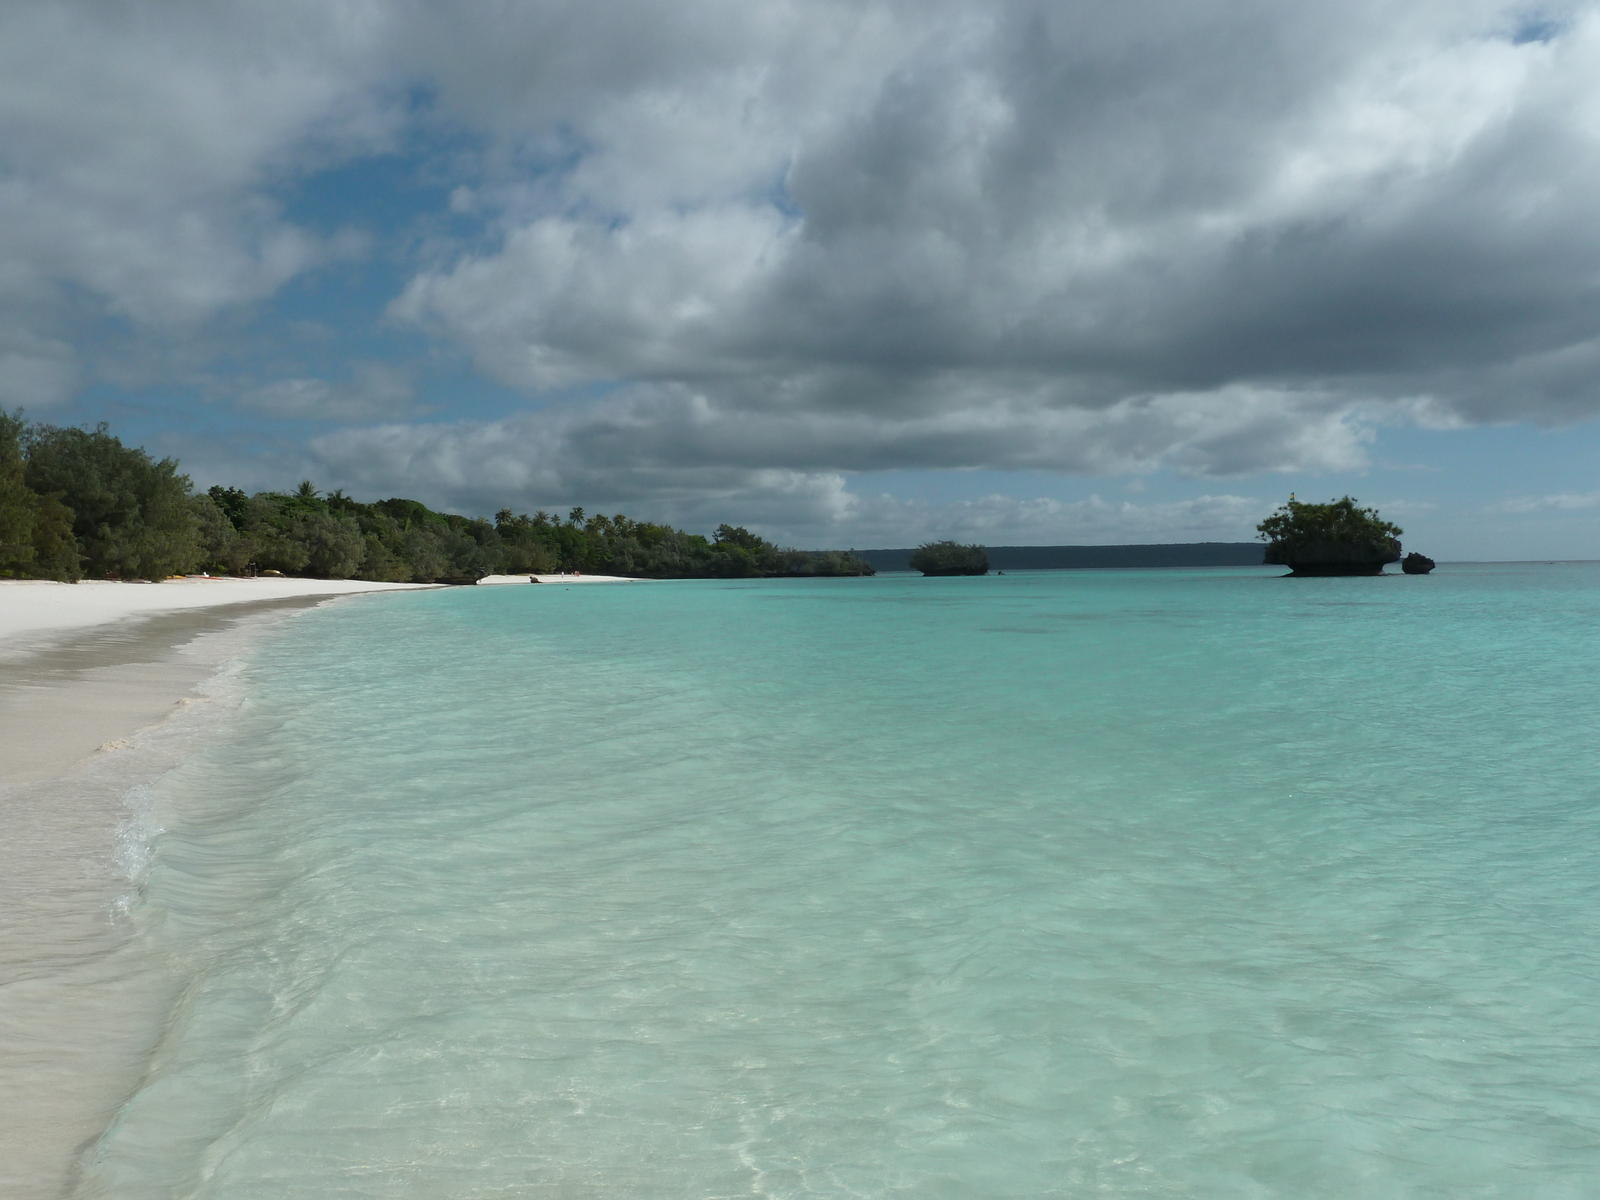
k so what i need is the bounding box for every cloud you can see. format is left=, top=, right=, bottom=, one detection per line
left=7, top=0, right=1600, bottom=533
left=306, top=401, right=1271, bottom=542
left=386, top=0, right=1600, bottom=490
left=0, top=0, right=397, bottom=372
left=234, top=362, right=419, bottom=421
left=307, top=378, right=1367, bottom=488
left=1488, top=489, right=1600, bottom=513
left=397, top=1, right=1600, bottom=397
left=0, top=336, right=79, bottom=409
left=302, top=381, right=1336, bottom=539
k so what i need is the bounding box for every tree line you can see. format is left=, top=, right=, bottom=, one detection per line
left=1, top=414, right=874, bottom=582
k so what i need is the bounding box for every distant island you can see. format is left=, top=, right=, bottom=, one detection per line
left=909, top=541, right=989, bottom=576
left=1, top=413, right=873, bottom=583
left=860, top=542, right=1266, bottom=572
left=1257, top=496, right=1403, bottom=576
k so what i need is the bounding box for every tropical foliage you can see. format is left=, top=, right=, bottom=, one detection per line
left=908, top=540, right=989, bottom=575
left=0, top=414, right=874, bottom=582
left=1255, top=496, right=1402, bottom=558
left=1257, top=496, right=1404, bottom=574
left=3, top=414, right=187, bottom=581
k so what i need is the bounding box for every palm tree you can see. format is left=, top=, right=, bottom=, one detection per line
left=295, top=480, right=319, bottom=500
left=568, top=506, right=585, bottom=526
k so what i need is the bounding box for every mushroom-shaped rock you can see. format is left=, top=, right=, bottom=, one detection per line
left=1401, top=552, right=1436, bottom=575
left=1263, top=539, right=1400, bottom=576
left=1257, top=496, right=1404, bottom=577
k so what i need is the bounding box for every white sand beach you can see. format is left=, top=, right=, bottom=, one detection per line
left=1, top=576, right=435, bottom=651
left=1, top=578, right=437, bottom=786
left=0, top=577, right=435, bottom=1198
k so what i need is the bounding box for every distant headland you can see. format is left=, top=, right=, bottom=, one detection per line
left=860, top=542, right=1266, bottom=572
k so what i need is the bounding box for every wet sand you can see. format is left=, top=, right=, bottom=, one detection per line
left=0, top=582, right=432, bottom=1198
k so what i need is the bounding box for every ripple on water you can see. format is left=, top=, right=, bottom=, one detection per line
left=77, top=566, right=1600, bottom=1198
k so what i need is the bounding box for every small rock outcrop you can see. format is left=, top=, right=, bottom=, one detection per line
left=1401, top=552, right=1436, bottom=574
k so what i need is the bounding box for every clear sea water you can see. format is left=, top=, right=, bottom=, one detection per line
left=79, top=566, right=1600, bottom=1198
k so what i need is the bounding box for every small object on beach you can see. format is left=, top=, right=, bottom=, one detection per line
left=1401, top=552, right=1436, bottom=574
left=529, top=575, right=539, bottom=583
left=261, top=569, right=284, bottom=577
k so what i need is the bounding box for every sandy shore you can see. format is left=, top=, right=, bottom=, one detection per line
left=0, top=577, right=436, bottom=1199
left=1, top=576, right=435, bottom=652
left=1, top=578, right=435, bottom=786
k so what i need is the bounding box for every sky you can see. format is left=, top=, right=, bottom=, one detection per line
left=3, top=0, right=1600, bottom=558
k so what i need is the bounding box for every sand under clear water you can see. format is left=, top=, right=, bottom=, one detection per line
left=48, top=566, right=1600, bottom=1196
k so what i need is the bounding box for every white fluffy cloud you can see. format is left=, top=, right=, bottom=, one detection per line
left=0, top=0, right=397, bottom=398
left=383, top=0, right=1600, bottom=496
left=5, top=0, right=1600, bottom=532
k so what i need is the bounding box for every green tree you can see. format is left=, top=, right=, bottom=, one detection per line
left=190, top=493, right=255, bottom=573
left=357, top=531, right=413, bottom=581
left=401, top=524, right=453, bottom=581
left=23, top=422, right=200, bottom=578
left=291, top=511, right=366, bottom=578
left=1257, top=498, right=1400, bottom=553
left=0, top=411, right=80, bottom=580
left=206, top=485, right=250, bottom=530
left=713, top=524, right=764, bottom=551
left=909, top=541, right=988, bottom=576
left=246, top=493, right=312, bottom=574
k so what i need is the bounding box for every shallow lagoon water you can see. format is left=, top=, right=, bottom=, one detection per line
left=81, top=566, right=1600, bottom=1197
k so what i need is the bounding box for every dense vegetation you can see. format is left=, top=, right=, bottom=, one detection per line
left=1257, top=496, right=1403, bottom=571
left=1256, top=496, right=1402, bottom=552
left=908, top=540, right=989, bottom=576
left=1, top=414, right=873, bottom=582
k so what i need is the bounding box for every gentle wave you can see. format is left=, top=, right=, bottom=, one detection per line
left=75, top=566, right=1600, bottom=1197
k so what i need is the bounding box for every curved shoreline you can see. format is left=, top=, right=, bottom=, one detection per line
left=0, top=580, right=435, bottom=1199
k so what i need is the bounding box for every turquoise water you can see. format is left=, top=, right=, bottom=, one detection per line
left=83, top=566, right=1600, bottom=1198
